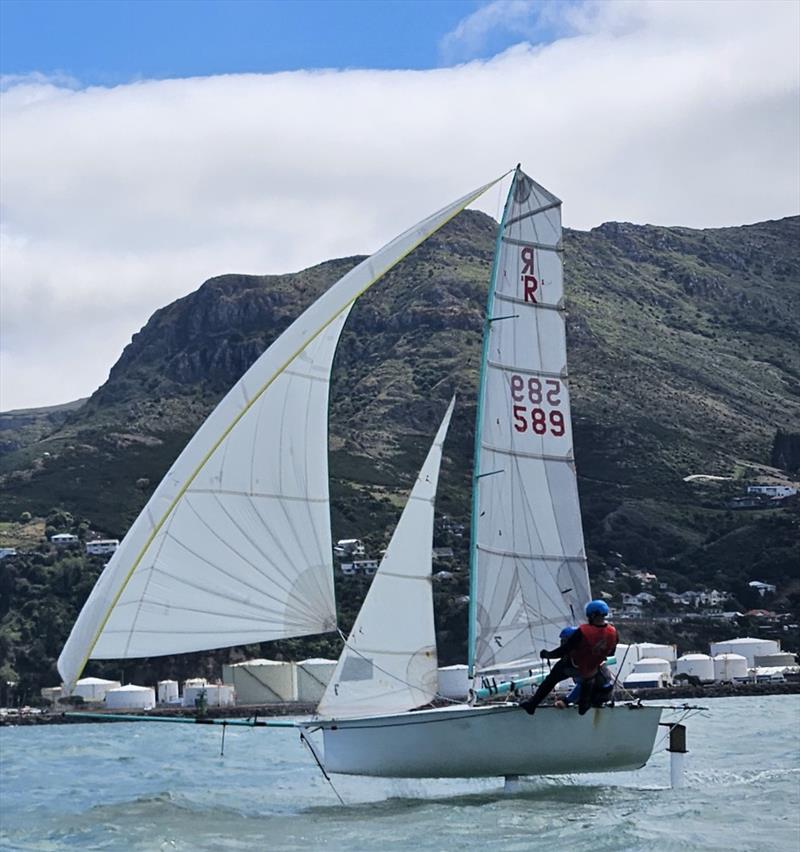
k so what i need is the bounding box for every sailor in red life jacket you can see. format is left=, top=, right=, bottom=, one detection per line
left=520, top=600, right=617, bottom=717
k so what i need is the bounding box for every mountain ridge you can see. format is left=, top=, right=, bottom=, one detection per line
left=1, top=209, right=798, bottom=694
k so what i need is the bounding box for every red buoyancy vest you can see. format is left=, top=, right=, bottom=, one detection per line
left=571, top=623, right=618, bottom=677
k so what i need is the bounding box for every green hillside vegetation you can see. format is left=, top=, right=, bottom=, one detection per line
left=1, top=211, right=798, bottom=698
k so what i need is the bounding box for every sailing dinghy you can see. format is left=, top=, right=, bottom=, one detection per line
left=60, top=166, right=662, bottom=781
left=302, top=167, right=662, bottom=778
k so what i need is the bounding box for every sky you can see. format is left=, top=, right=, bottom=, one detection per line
left=1, top=0, right=798, bottom=412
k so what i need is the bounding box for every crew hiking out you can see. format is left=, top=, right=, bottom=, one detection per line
left=520, top=600, right=617, bottom=716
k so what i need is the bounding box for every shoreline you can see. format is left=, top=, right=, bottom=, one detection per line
left=3, top=681, right=798, bottom=726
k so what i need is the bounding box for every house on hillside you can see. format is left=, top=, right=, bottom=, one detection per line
left=746, top=485, right=797, bottom=499
left=85, top=539, right=119, bottom=556
left=334, top=538, right=365, bottom=557
left=622, top=592, right=656, bottom=606
left=340, top=559, right=379, bottom=576
left=432, top=547, right=455, bottom=560
left=51, top=533, right=78, bottom=547
left=749, top=580, right=777, bottom=596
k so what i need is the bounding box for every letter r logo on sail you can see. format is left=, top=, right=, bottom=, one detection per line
left=520, top=246, right=537, bottom=303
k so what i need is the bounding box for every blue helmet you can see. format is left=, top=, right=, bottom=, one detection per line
left=585, top=599, right=609, bottom=619
left=559, top=626, right=578, bottom=640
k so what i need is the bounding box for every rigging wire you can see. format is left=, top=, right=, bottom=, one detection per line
left=299, top=730, right=346, bottom=806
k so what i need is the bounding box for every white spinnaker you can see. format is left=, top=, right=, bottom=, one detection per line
left=317, top=397, right=455, bottom=718
left=58, top=176, right=502, bottom=693
left=472, top=169, right=591, bottom=673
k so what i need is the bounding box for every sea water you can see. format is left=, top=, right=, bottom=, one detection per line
left=1, top=695, right=798, bottom=851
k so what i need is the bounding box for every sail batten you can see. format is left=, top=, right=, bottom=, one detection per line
left=59, top=175, right=502, bottom=692
left=470, top=169, right=591, bottom=675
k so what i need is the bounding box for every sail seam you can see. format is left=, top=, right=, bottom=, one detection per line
left=186, top=489, right=329, bottom=502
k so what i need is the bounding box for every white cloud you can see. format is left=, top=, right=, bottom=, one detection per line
left=439, top=0, right=548, bottom=63
left=1, top=0, right=798, bottom=411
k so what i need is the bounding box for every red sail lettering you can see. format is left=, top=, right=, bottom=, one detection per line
left=521, top=246, right=535, bottom=274
left=523, top=275, right=538, bottom=303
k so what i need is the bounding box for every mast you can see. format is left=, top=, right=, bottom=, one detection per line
left=468, top=170, right=518, bottom=679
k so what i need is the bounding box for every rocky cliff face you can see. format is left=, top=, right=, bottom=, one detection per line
left=2, top=209, right=799, bottom=696
left=1, top=211, right=798, bottom=559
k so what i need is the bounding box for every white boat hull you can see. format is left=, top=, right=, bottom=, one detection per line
left=308, top=703, right=662, bottom=778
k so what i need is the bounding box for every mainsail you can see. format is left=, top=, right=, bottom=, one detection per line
left=469, top=168, right=591, bottom=674
left=58, top=177, right=503, bottom=692
left=317, top=398, right=455, bottom=718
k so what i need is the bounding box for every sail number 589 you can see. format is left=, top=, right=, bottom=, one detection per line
left=510, top=374, right=565, bottom=437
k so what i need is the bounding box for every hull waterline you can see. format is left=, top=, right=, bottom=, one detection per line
left=308, top=703, right=663, bottom=778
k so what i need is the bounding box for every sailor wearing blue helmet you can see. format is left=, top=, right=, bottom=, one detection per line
left=520, top=600, right=617, bottom=716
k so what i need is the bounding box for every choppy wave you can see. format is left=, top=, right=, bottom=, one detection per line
left=1, top=695, right=798, bottom=851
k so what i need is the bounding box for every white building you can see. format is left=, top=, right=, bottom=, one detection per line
left=746, top=485, right=797, bottom=498
left=341, top=559, right=379, bottom=576
left=623, top=672, right=670, bottom=689
left=0, top=548, right=17, bottom=560
left=622, top=592, right=656, bottom=606
left=85, top=539, right=120, bottom=556
left=51, top=533, right=79, bottom=547
left=749, top=581, right=777, bottom=596
left=334, top=538, right=365, bottom=557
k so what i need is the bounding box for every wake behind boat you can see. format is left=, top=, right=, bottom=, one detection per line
left=59, top=165, right=666, bottom=781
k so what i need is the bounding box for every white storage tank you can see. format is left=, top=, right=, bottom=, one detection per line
left=295, top=659, right=337, bottom=704
left=72, top=677, right=121, bottom=702
left=105, top=684, right=156, bottom=710
left=676, top=653, right=715, bottom=683
left=221, top=660, right=298, bottom=703
left=191, top=684, right=235, bottom=707
left=438, top=665, right=470, bottom=700
left=623, top=672, right=670, bottom=689
left=182, top=683, right=233, bottom=708
left=606, top=643, right=640, bottom=685
left=182, top=678, right=207, bottom=708
left=753, top=652, right=796, bottom=667
left=710, top=638, right=780, bottom=667
left=632, top=658, right=672, bottom=681
left=40, top=686, right=64, bottom=705
left=636, top=643, right=677, bottom=664
left=157, top=680, right=180, bottom=704
left=713, top=653, right=749, bottom=682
